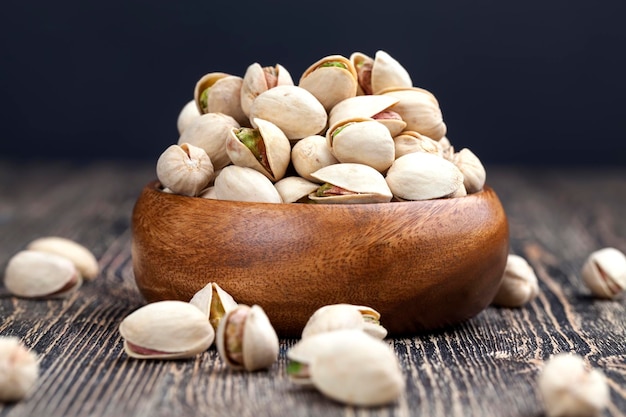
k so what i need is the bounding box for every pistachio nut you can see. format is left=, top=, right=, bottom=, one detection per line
left=240, top=63, right=294, bottom=117
left=301, top=304, right=388, bottom=340
left=291, top=135, right=339, bottom=182
left=328, top=95, right=405, bottom=137
left=309, top=163, right=393, bottom=204
left=274, top=176, right=319, bottom=203
left=453, top=148, right=486, bottom=194
left=26, top=236, right=99, bottom=280
left=393, top=130, right=443, bottom=159
left=439, top=136, right=455, bottom=161
left=299, top=54, right=358, bottom=112
left=176, top=99, right=201, bottom=135
left=213, top=165, right=283, bottom=203
left=216, top=304, right=279, bottom=371
left=385, top=152, right=464, bottom=200
left=193, top=72, right=248, bottom=126
left=492, top=254, right=539, bottom=307
left=119, top=300, right=215, bottom=360
left=381, top=87, right=447, bottom=140
left=0, top=336, right=39, bottom=402
left=3, top=250, right=82, bottom=299
left=351, top=50, right=413, bottom=95
left=189, top=282, right=238, bottom=331
left=156, top=143, right=214, bottom=197
left=581, top=247, right=626, bottom=299
left=178, top=112, right=240, bottom=170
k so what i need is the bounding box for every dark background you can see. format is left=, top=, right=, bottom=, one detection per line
left=1, top=0, right=625, bottom=165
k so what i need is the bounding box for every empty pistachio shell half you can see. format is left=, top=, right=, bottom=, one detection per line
left=189, top=282, right=238, bottom=331
left=0, top=336, right=39, bottom=402
left=156, top=143, right=214, bottom=197
left=119, top=300, right=215, bottom=360
left=27, top=236, right=99, bottom=280
left=213, top=165, right=282, bottom=203
left=4, top=250, right=82, bottom=299
left=492, top=254, right=539, bottom=307
left=274, top=176, right=319, bottom=203
left=216, top=304, right=279, bottom=371
left=581, top=247, right=626, bottom=299
left=301, top=304, right=387, bottom=340
left=309, top=163, right=393, bottom=204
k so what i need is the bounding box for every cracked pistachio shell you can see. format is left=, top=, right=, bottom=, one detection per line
left=240, top=63, right=294, bottom=117
left=0, top=336, right=39, bottom=402
left=385, top=152, right=463, bottom=201
left=156, top=143, right=214, bottom=197
left=351, top=50, right=413, bottom=95
left=581, top=247, right=626, bottom=299
left=249, top=85, right=327, bottom=141
left=216, top=304, right=279, bottom=371
left=492, top=254, right=539, bottom=307
left=119, top=300, right=215, bottom=360
left=213, top=165, right=282, bottom=203
left=226, top=118, right=291, bottom=181
left=189, top=282, right=238, bottom=331
left=291, top=135, right=339, bottom=182
left=274, top=176, right=319, bottom=203
left=393, top=131, right=443, bottom=159
left=26, top=236, right=99, bottom=280
left=309, top=163, right=393, bottom=204
left=453, top=148, right=486, bottom=194
left=327, top=118, right=395, bottom=173
left=177, top=100, right=201, bottom=135
left=329, top=95, right=405, bottom=137
left=299, top=55, right=358, bottom=112
left=193, top=72, right=248, bottom=126
left=178, top=112, right=240, bottom=170
left=381, top=87, right=447, bottom=141
left=301, top=304, right=388, bottom=340
left=4, top=250, right=82, bottom=299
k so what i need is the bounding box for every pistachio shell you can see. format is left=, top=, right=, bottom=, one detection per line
left=274, top=176, right=319, bottom=203
left=177, top=100, right=201, bottom=135
left=381, top=87, right=447, bottom=140
left=385, top=152, right=464, bottom=200
left=581, top=247, right=626, bottom=299
left=453, top=148, right=486, bottom=194
left=309, top=163, right=393, bottom=204
left=299, top=55, right=358, bottom=112
left=240, top=63, right=294, bottom=117
left=0, top=337, right=39, bottom=402
left=213, top=165, right=282, bottom=203
left=4, top=250, right=82, bottom=299
left=26, top=236, right=99, bottom=280
left=119, top=300, right=215, bottom=360
left=194, top=72, right=248, bottom=126
left=178, top=112, right=240, bottom=170
left=301, top=304, right=387, bottom=340
left=370, top=50, right=413, bottom=94
left=189, top=282, right=238, bottom=331
left=492, top=254, right=539, bottom=307
left=156, top=143, right=214, bottom=197
left=248, top=85, right=327, bottom=141
left=439, top=136, right=455, bottom=161
left=216, top=304, right=279, bottom=371
left=328, top=95, right=406, bottom=137
left=291, top=135, right=339, bottom=182
left=393, top=131, right=443, bottom=159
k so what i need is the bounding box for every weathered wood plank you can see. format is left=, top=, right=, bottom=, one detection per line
left=0, top=161, right=625, bottom=417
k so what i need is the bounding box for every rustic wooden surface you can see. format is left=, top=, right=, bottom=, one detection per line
left=0, top=159, right=625, bottom=417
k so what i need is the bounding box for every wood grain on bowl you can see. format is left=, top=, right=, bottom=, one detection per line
left=131, top=181, right=509, bottom=337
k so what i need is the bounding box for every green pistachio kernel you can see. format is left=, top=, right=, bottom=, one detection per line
left=235, top=128, right=271, bottom=174
left=199, top=88, right=210, bottom=113
left=319, top=61, right=347, bottom=70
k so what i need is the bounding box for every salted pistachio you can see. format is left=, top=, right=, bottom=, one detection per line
left=240, top=63, right=294, bottom=117
left=301, top=304, right=388, bottom=340
left=327, top=117, right=395, bottom=173
left=226, top=118, right=291, bottom=181
left=189, top=282, right=238, bottom=331
left=213, top=165, right=282, bottom=203
left=216, top=304, right=279, bottom=371
left=385, top=152, right=463, bottom=201
left=287, top=330, right=404, bottom=406
left=350, top=50, right=412, bottom=95
left=274, top=176, right=319, bottom=203
left=156, top=143, right=214, bottom=197
left=176, top=99, right=201, bottom=135
left=0, top=337, right=39, bottom=403
left=309, top=163, right=393, bottom=204
left=178, top=112, right=240, bottom=170
left=581, top=247, right=626, bottom=299
left=193, top=72, right=248, bottom=126
left=492, top=254, right=539, bottom=307
left=538, top=353, right=609, bottom=417
left=299, top=54, right=358, bottom=112
left=119, top=300, right=215, bottom=360
left=3, top=250, right=82, bottom=299
left=291, top=135, right=339, bottom=182
left=393, top=130, right=443, bottom=159
left=248, top=85, right=327, bottom=141
left=329, top=95, right=405, bottom=137
left=453, top=148, right=486, bottom=194
left=27, top=236, right=99, bottom=280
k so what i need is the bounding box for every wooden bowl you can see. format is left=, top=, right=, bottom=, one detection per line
left=131, top=181, right=509, bottom=337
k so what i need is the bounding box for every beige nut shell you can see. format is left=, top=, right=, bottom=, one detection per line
left=27, top=236, right=99, bottom=280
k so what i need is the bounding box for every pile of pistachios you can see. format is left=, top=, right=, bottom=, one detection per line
left=157, top=50, right=487, bottom=203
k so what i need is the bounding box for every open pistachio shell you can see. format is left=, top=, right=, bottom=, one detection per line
left=189, top=282, right=238, bottom=331
left=326, top=118, right=395, bottom=173
left=226, top=118, right=291, bottom=181
left=291, top=135, right=339, bottom=182
left=240, top=63, right=294, bottom=117
left=213, top=165, right=282, bottom=203
left=351, top=50, right=412, bottom=95
left=119, top=300, right=215, bottom=359
left=393, top=131, right=443, bottom=159
left=301, top=303, right=387, bottom=340
left=178, top=112, right=240, bottom=170
left=194, top=72, right=248, bottom=126
left=299, top=55, right=358, bottom=112
left=381, top=87, right=447, bottom=141
left=328, top=95, right=405, bottom=137
left=274, top=176, right=319, bottom=203
left=581, top=247, right=626, bottom=299
left=309, top=163, right=393, bottom=204
left=27, top=236, right=99, bottom=280
left=248, top=85, right=327, bottom=141
left=156, top=143, right=214, bottom=197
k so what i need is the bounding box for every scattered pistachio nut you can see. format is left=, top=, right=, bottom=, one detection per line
left=3, top=250, right=82, bottom=299
left=0, top=337, right=39, bottom=403
left=538, top=353, right=609, bottom=417
left=26, top=236, right=99, bottom=280
left=581, top=247, right=626, bottom=299
left=189, top=282, right=238, bottom=331
left=156, top=143, right=214, bottom=197
left=216, top=304, right=279, bottom=371
left=301, top=304, right=388, bottom=340
left=492, top=254, right=539, bottom=307
left=119, top=300, right=215, bottom=360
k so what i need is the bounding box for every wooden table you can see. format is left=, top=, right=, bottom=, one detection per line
left=0, top=160, right=625, bottom=417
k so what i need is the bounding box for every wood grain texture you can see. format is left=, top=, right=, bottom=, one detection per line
left=0, top=160, right=625, bottom=417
